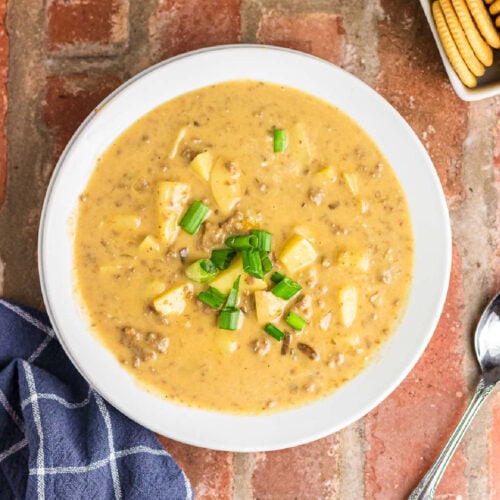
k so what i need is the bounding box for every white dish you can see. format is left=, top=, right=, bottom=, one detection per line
left=39, top=45, right=451, bottom=452
left=419, top=0, right=500, bottom=101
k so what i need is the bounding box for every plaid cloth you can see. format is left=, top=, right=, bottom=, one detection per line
left=0, top=299, right=193, bottom=500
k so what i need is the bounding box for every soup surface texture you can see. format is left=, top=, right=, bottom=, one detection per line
left=75, top=81, right=413, bottom=413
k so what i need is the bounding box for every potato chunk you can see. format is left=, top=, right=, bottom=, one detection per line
left=208, top=255, right=267, bottom=294
left=168, top=127, right=187, bottom=159
left=103, top=215, right=141, bottom=230
left=337, top=250, right=370, bottom=272
left=338, top=285, right=357, bottom=327
left=314, top=166, right=337, bottom=183
left=210, top=157, right=241, bottom=214
left=343, top=172, right=359, bottom=196
left=190, top=151, right=213, bottom=181
left=156, top=182, right=190, bottom=244
left=254, top=291, right=287, bottom=325
left=153, top=283, right=193, bottom=316
left=139, top=235, right=160, bottom=253
left=279, top=234, right=317, bottom=274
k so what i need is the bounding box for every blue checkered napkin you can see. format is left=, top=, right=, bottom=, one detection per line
left=0, top=299, right=193, bottom=500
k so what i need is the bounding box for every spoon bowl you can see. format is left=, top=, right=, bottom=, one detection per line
left=476, top=293, right=500, bottom=384
left=410, top=291, right=500, bottom=499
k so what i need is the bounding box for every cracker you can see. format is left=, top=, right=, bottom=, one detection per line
left=451, top=0, right=494, bottom=65
left=489, top=0, right=500, bottom=14
left=485, top=0, right=495, bottom=4
left=465, top=0, right=500, bottom=47
left=496, top=15, right=500, bottom=27
left=432, top=1, right=477, bottom=87
left=439, top=0, right=485, bottom=76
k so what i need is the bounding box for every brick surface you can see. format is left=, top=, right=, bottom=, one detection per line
left=0, top=0, right=7, bottom=208
left=376, top=0, right=469, bottom=202
left=47, top=0, right=129, bottom=56
left=493, top=116, right=500, bottom=291
left=365, top=246, right=467, bottom=499
left=43, top=73, right=122, bottom=162
left=256, top=12, right=345, bottom=64
left=251, top=435, right=339, bottom=499
left=150, top=0, right=240, bottom=60
left=156, top=436, right=233, bottom=499
left=489, top=401, right=500, bottom=499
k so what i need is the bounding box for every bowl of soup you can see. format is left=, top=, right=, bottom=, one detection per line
left=39, top=45, right=451, bottom=451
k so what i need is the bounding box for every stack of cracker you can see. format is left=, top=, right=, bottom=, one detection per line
left=432, top=0, right=500, bottom=88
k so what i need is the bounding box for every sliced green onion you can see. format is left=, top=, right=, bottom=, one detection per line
left=264, top=323, right=285, bottom=341
left=242, top=249, right=264, bottom=279
left=185, top=258, right=218, bottom=283
left=179, top=200, right=210, bottom=234
left=271, top=277, right=302, bottom=300
left=198, top=287, right=226, bottom=309
left=210, top=248, right=236, bottom=270
left=260, top=251, right=273, bottom=274
left=225, top=276, right=241, bottom=309
left=250, top=229, right=272, bottom=251
left=286, top=311, right=306, bottom=331
left=225, top=234, right=258, bottom=250
left=273, top=129, right=287, bottom=153
left=271, top=272, right=285, bottom=283
left=219, top=308, right=240, bottom=330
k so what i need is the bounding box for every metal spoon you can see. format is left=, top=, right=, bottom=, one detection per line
left=409, top=292, right=500, bottom=500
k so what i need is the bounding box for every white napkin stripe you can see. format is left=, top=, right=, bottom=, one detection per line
left=23, top=361, right=45, bottom=500
left=0, top=300, right=55, bottom=338
left=0, top=388, right=25, bottom=432
left=0, top=437, right=28, bottom=463
left=28, top=445, right=170, bottom=475
left=21, top=389, right=92, bottom=411
left=27, top=336, right=53, bottom=364
left=94, top=391, right=122, bottom=500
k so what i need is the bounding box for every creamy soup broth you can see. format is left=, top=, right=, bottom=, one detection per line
left=75, top=81, right=413, bottom=413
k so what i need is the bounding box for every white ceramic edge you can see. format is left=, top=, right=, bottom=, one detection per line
left=419, top=0, right=500, bottom=101
left=39, top=44, right=452, bottom=452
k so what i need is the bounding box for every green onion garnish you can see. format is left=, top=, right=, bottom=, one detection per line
left=185, top=258, right=218, bottom=283
left=271, top=272, right=285, bottom=283
left=264, top=323, right=285, bottom=341
left=225, top=234, right=258, bottom=250
left=219, top=308, right=240, bottom=330
left=210, top=248, right=236, bottom=270
left=198, top=287, right=226, bottom=309
left=179, top=200, right=210, bottom=234
left=273, top=129, right=287, bottom=153
left=250, top=230, right=272, bottom=251
left=260, top=251, right=273, bottom=274
left=224, top=276, right=241, bottom=309
left=242, top=249, right=264, bottom=279
left=271, top=277, right=302, bottom=300
left=285, top=311, right=306, bottom=331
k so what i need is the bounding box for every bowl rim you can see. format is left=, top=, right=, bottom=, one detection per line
left=38, top=44, right=452, bottom=452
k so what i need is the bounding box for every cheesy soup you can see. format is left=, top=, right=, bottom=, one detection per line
left=75, top=81, right=413, bottom=413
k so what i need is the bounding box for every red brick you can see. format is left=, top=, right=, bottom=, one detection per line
left=489, top=400, right=500, bottom=498
left=365, top=246, right=467, bottom=499
left=251, top=435, right=339, bottom=499
left=47, top=0, right=128, bottom=55
left=0, top=0, right=7, bottom=208
left=256, top=13, right=345, bottom=65
left=43, top=73, right=122, bottom=162
left=156, top=436, right=233, bottom=499
left=376, top=0, right=469, bottom=202
left=151, top=0, right=240, bottom=60
left=492, top=116, right=500, bottom=291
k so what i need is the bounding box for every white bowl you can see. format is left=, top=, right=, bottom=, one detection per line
left=39, top=45, right=451, bottom=452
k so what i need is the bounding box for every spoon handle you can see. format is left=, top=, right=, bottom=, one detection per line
left=408, top=377, right=496, bottom=500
